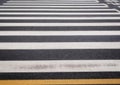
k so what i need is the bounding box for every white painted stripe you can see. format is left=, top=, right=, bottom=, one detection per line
left=0, top=60, right=119, bottom=72
left=3, top=1, right=99, bottom=3
left=9, top=0, right=98, bottom=1
left=0, top=6, right=108, bottom=8
left=0, top=12, right=119, bottom=15
left=0, top=23, right=120, bottom=26
left=6, top=0, right=99, bottom=2
left=7, top=1, right=99, bottom=3
left=7, top=1, right=99, bottom=2
left=0, top=9, right=116, bottom=11
left=0, top=42, right=120, bottom=49
left=1, top=17, right=120, bottom=20
left=6, top=2, right=99, bottom=4
left=6, top=1, right=99, bottom=2
left=7, top=0, right=99, bottom=2
left=3, top=4, right=107, bottom=6
left=1, top=3, right=106, bottom=6
left=4, top=2, right=99, bottom=4
left=7, top=0, right=99, bottom=3
left=0, top=31, right=120, bottom=36
left=5, top=0, right=99, bottom=2
left=0, top=5, right=108, bottom=8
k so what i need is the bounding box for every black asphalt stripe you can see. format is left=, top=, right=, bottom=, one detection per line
left=0, top=72, right=119, bottom=80
left=0, top=20, right=120, bottom=23
left=0, top=26, right=120, bottom=31
left=0, top=36, right=120, bottom=42
left=0, top=49, right=119, bottom=60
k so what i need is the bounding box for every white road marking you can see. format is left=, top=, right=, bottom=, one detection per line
left=0, top=31, right=120, bottom=36
left=0, top=17, right=120, bottom=20
left=0, top=60, right=119, bottom=72
left=0, top=9, right=116, bottom=11
left=0, top=5, right=108, bottom=9
left=0, top=12, right=119, bottom=15
left=0, top=23, right=120, bottom=26
left=0, top=42, right=120, bottom=49
left=3, top=4, right=107, bottom=6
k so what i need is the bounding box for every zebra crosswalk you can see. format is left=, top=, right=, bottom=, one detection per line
left=0, top=0, right=120, bottom=85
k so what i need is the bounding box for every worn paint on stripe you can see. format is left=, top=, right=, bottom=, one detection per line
left=0, top=60, right=120, bottom=72
left=0, top=79, right=120, bottom=85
